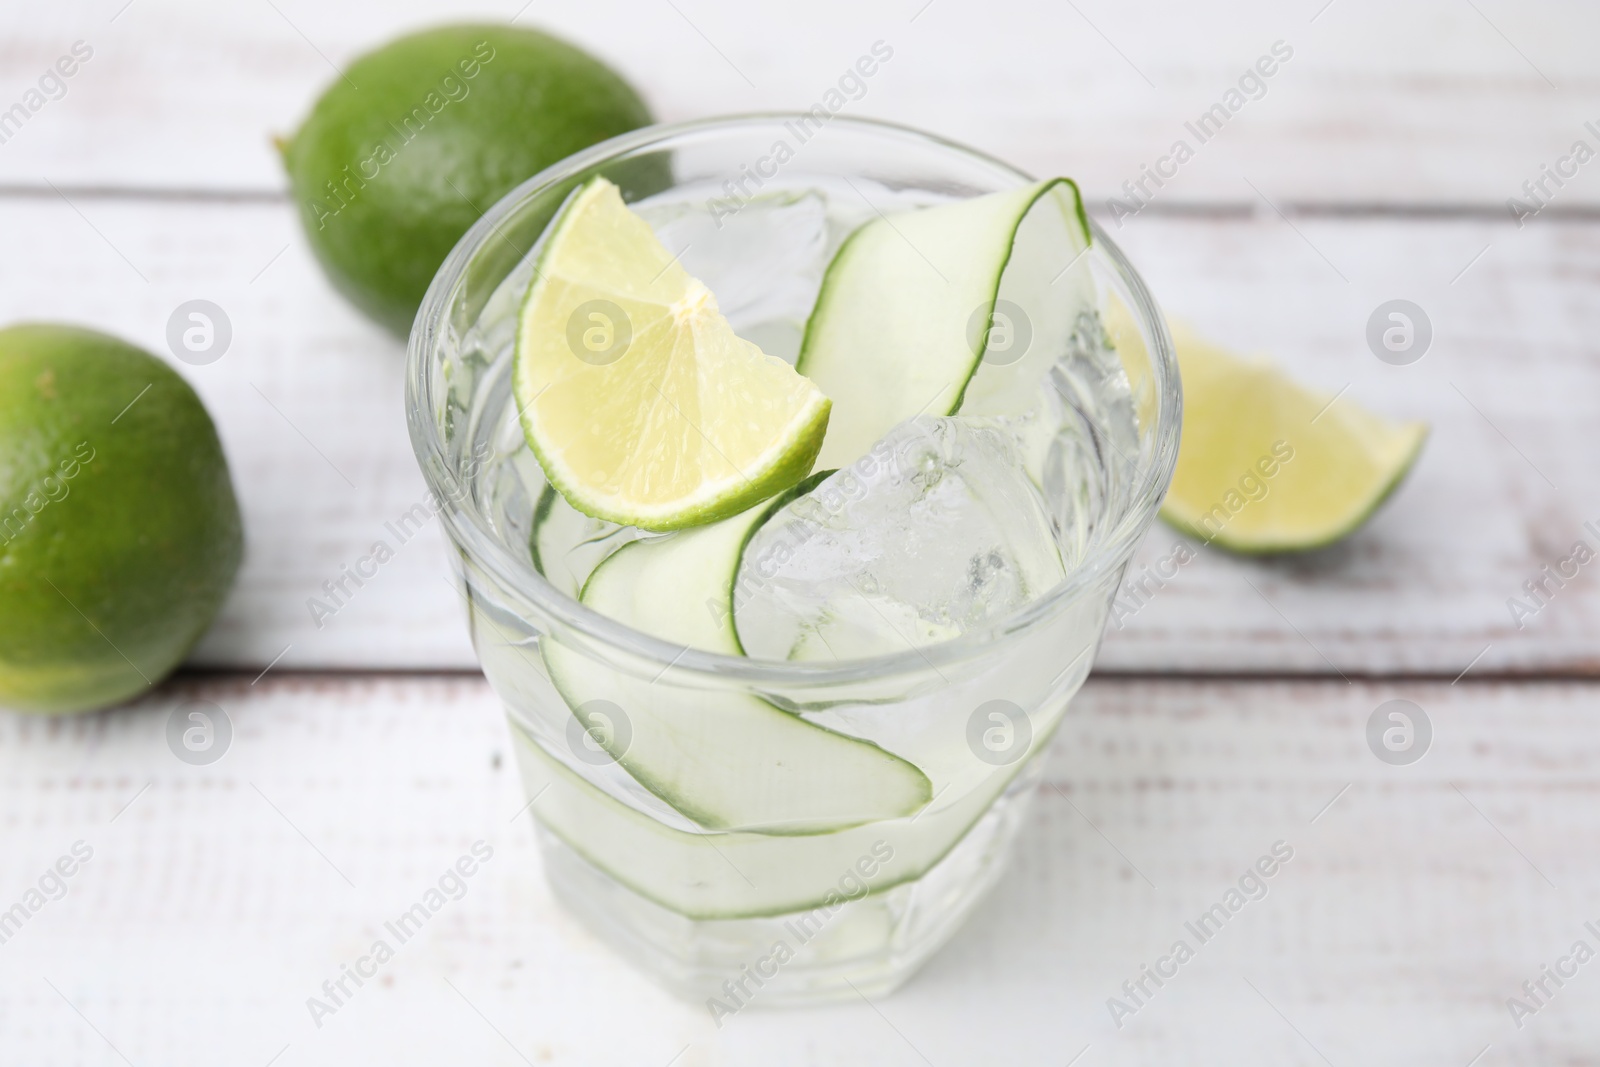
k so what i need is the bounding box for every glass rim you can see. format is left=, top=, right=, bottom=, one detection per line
left=406, top=112, right=1182, bottom=685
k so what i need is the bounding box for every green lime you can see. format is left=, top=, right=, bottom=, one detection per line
left=280, top=23, right=657, bottom=336
left=514, top=179, right=831, bottom=531
left=1153, top=319, right=1428, bottom=553
left=0, top=325, right=243, bottom=714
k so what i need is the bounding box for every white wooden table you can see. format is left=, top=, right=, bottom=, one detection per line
left=3, top=2, right=1597, bottom=1063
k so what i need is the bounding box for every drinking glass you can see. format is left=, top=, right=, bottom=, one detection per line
left=406, top=114, right=1181, bottom=1006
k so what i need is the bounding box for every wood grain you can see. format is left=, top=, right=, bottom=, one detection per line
left=0, top=0, right=1594, bottom=206
left=4, top=193, right=1595, bottom=675
left=1098, top=209, right=1600, bottom=676
left=0, top=195, right=475, bottom=671
left=0, top=673, right=1593, bottom=1065
left=0, top=4, right=1590, bottom=1064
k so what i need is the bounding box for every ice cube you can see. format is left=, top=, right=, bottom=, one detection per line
left=734, top=416, right=1067, bottom=661
left=635, top=190, right=830, bottom=362
left=999, top=305, right=1145, bottom=571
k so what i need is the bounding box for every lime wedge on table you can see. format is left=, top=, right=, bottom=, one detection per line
left=514, top=178, right=831, bottom=531
left=1159, top=321, right=1428, bottom=553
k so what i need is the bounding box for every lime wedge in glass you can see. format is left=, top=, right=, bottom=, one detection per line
left=514, top=178, right=831, bottom=531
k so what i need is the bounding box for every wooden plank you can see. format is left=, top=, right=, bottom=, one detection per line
left=0, top=195, right=475, bottom=670
left=2, top=195, right=1596, bottom=674
left=1097, top=209, right=1600, bottom=676
left=0, top=673, right=1594, bottom=1064
left=0, top=0, right=1594, bottom=205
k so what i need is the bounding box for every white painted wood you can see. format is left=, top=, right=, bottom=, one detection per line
left=0, top=674, right=1593, bottom=1064
left=1098, top=208, right=1600, bottom=676
left=4, top=195, right=1593, bottom=674
left=0, top=0, right=1594, bottom=205
left=0, top=194, right=475, bottom=670
left=0, top=6, right=1588, bottom=1065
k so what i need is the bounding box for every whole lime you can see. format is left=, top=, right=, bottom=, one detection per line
left=0, top=324, right=243, bottom=714
left=280, top=23, right=657, bottom=336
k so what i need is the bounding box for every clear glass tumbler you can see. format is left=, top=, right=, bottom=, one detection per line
left=406, top=115, right=1180, bottom=1007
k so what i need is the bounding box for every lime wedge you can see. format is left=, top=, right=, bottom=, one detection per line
left=1159, top=321, right=1427, bottom=553
left=514, top=178, right=831, bottom=531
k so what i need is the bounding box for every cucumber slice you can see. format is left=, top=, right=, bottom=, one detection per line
left=541, top=483, right=932, bottom=835
left=511, top=719, right=1019, bottom=920
left=530, top=483, right=632, bottom=600
left=798, top=179, right=1092, bottom=469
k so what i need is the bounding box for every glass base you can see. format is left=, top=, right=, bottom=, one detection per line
left=535, top=753, right=1045, bottom=1010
